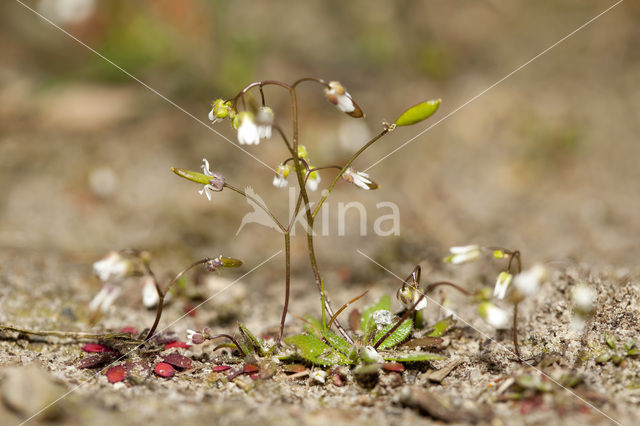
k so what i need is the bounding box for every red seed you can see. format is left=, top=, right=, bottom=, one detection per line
left=106, top=365, right=126, bottom=383
left=163, top=353, right=193, bottom=370
left=164, top=341, right=191, bottom=350
left=242, top=364, right=259, bottom=374
left=212, top=365, right=231, bottom=372
left=81, top=343, right=114, bottom=353
left=382, top=362, right=405, bottom=372
left=154, top=362, right=175, bottom=378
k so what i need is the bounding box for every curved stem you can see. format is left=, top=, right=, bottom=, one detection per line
left=223, top=183, right=286, bottom=233
left=291, top=77, right=328, bottom=89
left=424, top=281, right=471, bottom=296
left=208, top=334, right=247, bottom=357
left=231, top=80, right=292, bottom=110
left=311, top=128, right=389, bottom=219
left=145, top=258, right=211, bottom=341
left=327, top=290, right=368, bottom=329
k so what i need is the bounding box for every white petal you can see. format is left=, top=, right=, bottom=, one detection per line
left=208, top=109, right=215, bottom=122
left=141, top=278, right=159, bottom=308
left=336, top=93, right=355, bottom=113
left=487, top=305, right=509, bottom=328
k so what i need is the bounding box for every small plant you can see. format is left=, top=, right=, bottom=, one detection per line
left=595, top=334, right=639, bottom=366
left=170, top=78, right=441, bottom=346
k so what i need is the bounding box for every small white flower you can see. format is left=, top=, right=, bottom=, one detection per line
left=324, top=81, right=355, bottom=114
left=493, top=272, right=513, bottom=300
left=372, top=310, right=394, bottom=330
left=572, top=284, right=597, bottom=314
left=272, top=164, right=290, bottom=188
left=256, top=106, right=274, bottom=140
left=361, top=345, right=384, bottom=364
left=237, top=112, right=260, bottom=145
left=306, top=170, right=321, bottom=191
left=208, top=108, right=216, bottom=122
left=396, top=286, right=427, bottom=311
left=93, top=251, right=131, bottom=282
left=444, top=245, right=481, bottom=264
left=342, top=167, right=378, bottom=190
left=513, top=264, right=547, bottom=297
left=310, top=369, right=327, bottom=384
left=479, top=302, right=509, bottom=329
left=88, top=283, right=121, bottom=313
left=141, top=275, right=159, bottom=308
left=198, top=158, right=225, bottom=201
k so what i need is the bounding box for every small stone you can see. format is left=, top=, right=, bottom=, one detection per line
left=1, top=365, right=67, bottom=420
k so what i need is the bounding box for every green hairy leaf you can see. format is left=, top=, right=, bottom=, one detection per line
left=284, top=334, right=351, bottom=366
left=394, top=99, right=441, bottom=126
left=374, top=318, right=413, bottom=350
left=322, top=328, right=352, bottom=355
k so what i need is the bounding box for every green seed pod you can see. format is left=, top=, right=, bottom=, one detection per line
left=394, top=99, right=441, bottom=127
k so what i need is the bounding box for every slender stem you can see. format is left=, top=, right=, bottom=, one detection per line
left=273, top=125, right=295, bottom=155
left=145, top=258, right=211, bottom=340
left=327, top=290, right=368, bottom=329
left=291, top=77, right=328, bottom=89
left=278, top=233, right=291, bottom=344
left=287, top=85, right=352, bottom=344
left=513, top=302, right=522, bottom=362
left=224, top=183, right=287, bottom=233
left=311, top=128, right=389, bottom=219
left=208, top=334, right=247, bottom=357
left=508, top=250, right=522, bottom=274
left=231, top=80, right=292, bottom=110
left=424, top=281, right=471, bottom=296
left=373, top=293, right=426, bottom=350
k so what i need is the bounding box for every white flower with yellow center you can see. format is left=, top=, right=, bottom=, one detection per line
left=272, top=163, right=290, bottom=188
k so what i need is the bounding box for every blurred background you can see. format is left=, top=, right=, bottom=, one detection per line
left=1, top=0, right=639, bottom=310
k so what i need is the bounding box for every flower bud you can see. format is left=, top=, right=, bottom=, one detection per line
left=323, top=81, right=364, bottom=118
